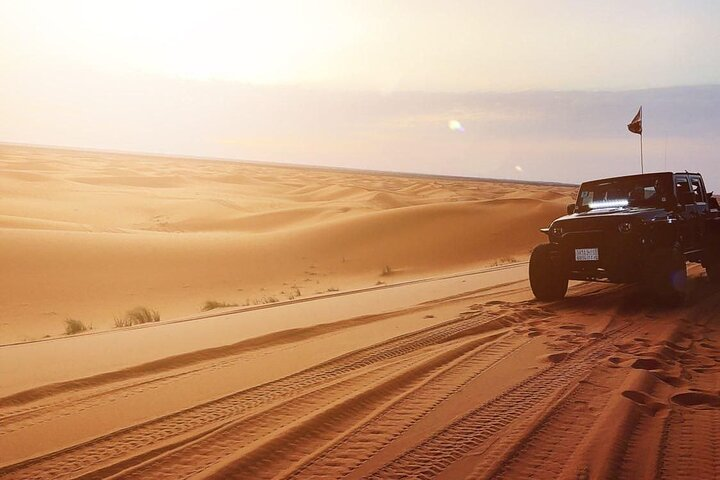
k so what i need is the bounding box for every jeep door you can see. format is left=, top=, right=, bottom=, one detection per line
left=689, top=174, right=709, bottom=247
left=674, top=174, right=698, bottom=251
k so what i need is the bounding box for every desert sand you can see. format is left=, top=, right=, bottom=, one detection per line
left=1, top=145, right=719, bottom=479
left=0, top=144, right=571, bottom=343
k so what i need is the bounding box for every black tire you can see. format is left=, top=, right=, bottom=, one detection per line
left=707, top=263, right=720, bottom=283
left=643, top=248, right=687, bottom=305
left=704, top=248, right=720, bottom=283
left=529, top=244, right=568, bottom=301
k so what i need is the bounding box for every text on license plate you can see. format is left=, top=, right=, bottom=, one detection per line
left=575, top=248, right=599, bottom=262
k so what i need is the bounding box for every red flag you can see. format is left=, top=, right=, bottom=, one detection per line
left=627, top=106, right=642, bottom=134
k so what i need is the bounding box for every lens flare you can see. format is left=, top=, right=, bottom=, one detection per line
left=448, top=120, right=464, bottom=132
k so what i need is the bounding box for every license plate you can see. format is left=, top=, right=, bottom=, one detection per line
left=575, top=248, right=599, bottom=261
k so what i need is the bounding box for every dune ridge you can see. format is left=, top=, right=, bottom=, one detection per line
left=0, top=144, right=574, bottom=342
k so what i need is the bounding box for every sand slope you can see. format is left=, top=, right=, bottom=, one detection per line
left=0, top=145, right=574, bottom=342
left=1, top=265, right=719, bottom=479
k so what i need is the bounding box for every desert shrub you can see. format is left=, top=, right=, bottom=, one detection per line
left=114, top=306, right=160, bottom=328
left=489, top=256, right=518, bottom=267
left=381, top=265, right=393, bottom=276
left=126, top=306, right=160, bottom=324
left=202, top=300, right=238, bottom=311
left=113, top=315, right=133, bottom=328
left=252, top=296, right=279, bottom=305
left=65, top=318, right=90, bottom=335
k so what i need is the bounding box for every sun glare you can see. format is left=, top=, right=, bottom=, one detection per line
left=24, top=1, right=357, bottom=84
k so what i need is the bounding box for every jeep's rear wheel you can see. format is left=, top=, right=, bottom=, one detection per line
left=704, top=249, right=720, bottom=283
left=644, top=248, right=687, bottom=305
left=706, top=264, right=720, bottom=283
left=529, top=244, right=568, bottom=301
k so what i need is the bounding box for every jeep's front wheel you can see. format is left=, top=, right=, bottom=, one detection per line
left=529, top=244, right=568, bottom=301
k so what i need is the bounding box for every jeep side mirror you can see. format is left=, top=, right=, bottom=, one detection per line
left=566, top=203, right=576, bottom=215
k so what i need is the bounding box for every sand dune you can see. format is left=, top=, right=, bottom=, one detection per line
left=0, top=145, right=574, bottom=343
left=1, top=145, right=718, bottom=479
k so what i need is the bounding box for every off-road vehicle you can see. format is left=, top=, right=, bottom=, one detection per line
left=530, top=172, right=720, bottom=303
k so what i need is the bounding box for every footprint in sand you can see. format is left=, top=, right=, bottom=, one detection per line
left=630, top=358, right=665, bottom=371
left=652, top=373, right=687, bottom=388
left=607, top=355, right=628, bottom=367
left=543, top=351, right=570, bottom=363
left=670, top=391, right=720, bottom=409
left=663, top=340, right=692, bottom=351
left=622, top=390, right=668, bottom=416
left=559, top=324, right=584, bottom=331
left=526, top=327, right=544, bottom=337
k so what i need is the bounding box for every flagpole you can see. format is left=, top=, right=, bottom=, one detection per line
left=640, top=132, right=644, bottom=174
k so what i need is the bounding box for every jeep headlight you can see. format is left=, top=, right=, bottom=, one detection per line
left=618, top=221, right=632, bottom=233
left=550, top=225, right=563, bottom=236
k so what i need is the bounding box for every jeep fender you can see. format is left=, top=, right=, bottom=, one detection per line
left=645, top=216, right=681, bottom=251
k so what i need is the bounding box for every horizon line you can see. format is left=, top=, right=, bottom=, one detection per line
left=0, top=141, right=580, bottom=188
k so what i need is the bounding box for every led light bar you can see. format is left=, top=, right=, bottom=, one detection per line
left=588, top=199, right=629, bottom=209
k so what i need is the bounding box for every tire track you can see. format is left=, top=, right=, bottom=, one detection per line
left=366, top=323, right=637, bottom=480
left=484, top=366, right=628, bottom=479
left=657, top=409, right=720, bottom=480
left=656, top=351, right=720, bottom=480
left=284, top=337, right=529, bottom=479
left=0, top=281, right=522, bottom=426
left=656, top=308, right=720, bottom=480
left=0, top=363, right=216, bottom=437
left=117, top=334, right=507, bottom=479
left=0, top=311, right=515, bottom=479
left=616, top=405, right=666, bottom=480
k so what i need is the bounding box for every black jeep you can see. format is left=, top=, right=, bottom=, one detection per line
left=530, top=172, right=720, bottom=303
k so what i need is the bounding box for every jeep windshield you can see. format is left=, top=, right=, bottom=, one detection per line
left=576, top=173, right=673, bottom=212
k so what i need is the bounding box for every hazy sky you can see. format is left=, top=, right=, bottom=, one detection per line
left=1, top=1, right=719, bottom=185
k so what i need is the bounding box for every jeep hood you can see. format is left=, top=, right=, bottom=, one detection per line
left=549, top=206, right=669, bottom=231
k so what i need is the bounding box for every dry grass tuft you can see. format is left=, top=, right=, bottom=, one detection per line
left=287, top=286, right=302, bottom=300
left=255, top=296, right=279, bottom=305
left=489, top=256, right=518, bottom=267
left=202, top=300, right=239, bottom=311
left=113, top=316, right=133, bottom=328
left=65, top=318, right=90, bottom=335
left=114, top=306, right=160, bottom=328
left=127, top=306, right=160, bottom=324
left=381, top=265, right=393, bottom=276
